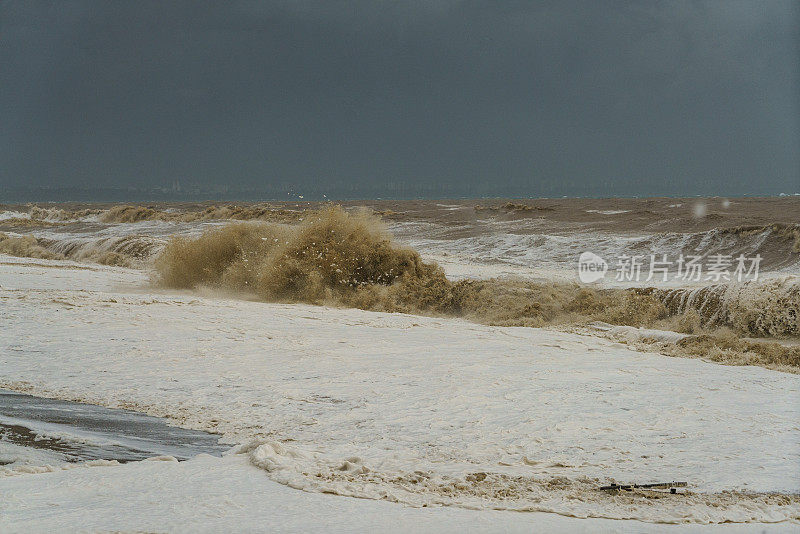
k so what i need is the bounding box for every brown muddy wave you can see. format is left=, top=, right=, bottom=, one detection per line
left=5, top=201, right=798, bottom=271
left=654, top=279, right=799, bottom=337
left=153, top=206, right=442, bottom=307
left=724, top=223, right=800, bottom=253
left=0, top=233, right=63, bottom=261
left=2, top=205, right=798, bottom=338
left=2, top=206, right=797, bottom=370
left=152, top=207, right=800, bottom=339
left=99, top=204, right=305, bottom=224
left=153, top=206, right=669, bottom=326
left=634, top=223, right=800, bottom=271
left=12, top=204, right=301, bottom=224
left=0, top=232, right=163, bottom=267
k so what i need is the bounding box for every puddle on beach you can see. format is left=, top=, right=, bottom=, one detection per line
left=0, top=389, right=229, bottom=465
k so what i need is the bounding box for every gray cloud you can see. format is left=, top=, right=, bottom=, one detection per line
left=1, top=0, right=798, bottom=197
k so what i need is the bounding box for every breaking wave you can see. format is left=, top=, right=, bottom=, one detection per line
left=152, top=207, right=674, bottom=327
left=655, top=278, right=799, bottom=337
left=0, top=233, right=63, bottom=260
left=626, top=224, right=800, bottom=271
left=154, top=206, right=447, bottom=310
left=97, top=204, right=302, bottom=223
left=395, top=222, right=800, bottom=273
left=0, top=232, right=164, bottom=267
left=152, top=207, right=800, bottom=341
left=3, top=205, right=798, bottom=368
left=1, top=204, right=300, bottom=224
left=3, top=203, right=798, bottom=272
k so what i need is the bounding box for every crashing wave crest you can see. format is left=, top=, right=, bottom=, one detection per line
left=655, top=278, right=799, bottom=337
left=0, top=232, right=163, bottom=267
left=151, top=207, right=800, bottom=340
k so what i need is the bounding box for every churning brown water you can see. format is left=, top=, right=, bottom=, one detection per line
left=1, top=198, right=798, bottom=370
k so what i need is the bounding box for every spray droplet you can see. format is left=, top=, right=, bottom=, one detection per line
left=693, top=202, right=707, bottom=218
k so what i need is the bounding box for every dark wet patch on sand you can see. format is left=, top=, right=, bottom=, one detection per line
left=0, top=389, right=229, bottom=463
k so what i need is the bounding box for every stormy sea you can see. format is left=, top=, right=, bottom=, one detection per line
left=1, top=197, right=799, bottom=530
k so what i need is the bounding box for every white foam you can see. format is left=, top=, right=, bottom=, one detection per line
left=585, top=209, right=631, bottom=215
left=1, top=259, right=799, bottom=523
left=0, top=211, right=31, bottom=221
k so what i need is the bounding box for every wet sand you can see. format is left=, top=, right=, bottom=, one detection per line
left=0, top=390, right=228, bottom=463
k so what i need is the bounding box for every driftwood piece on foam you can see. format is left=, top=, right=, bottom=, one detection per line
left=600, top=481, right=688, bottom=493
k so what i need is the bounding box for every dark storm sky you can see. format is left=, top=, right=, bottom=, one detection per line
left=1, top=1, right=798, bottom=197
